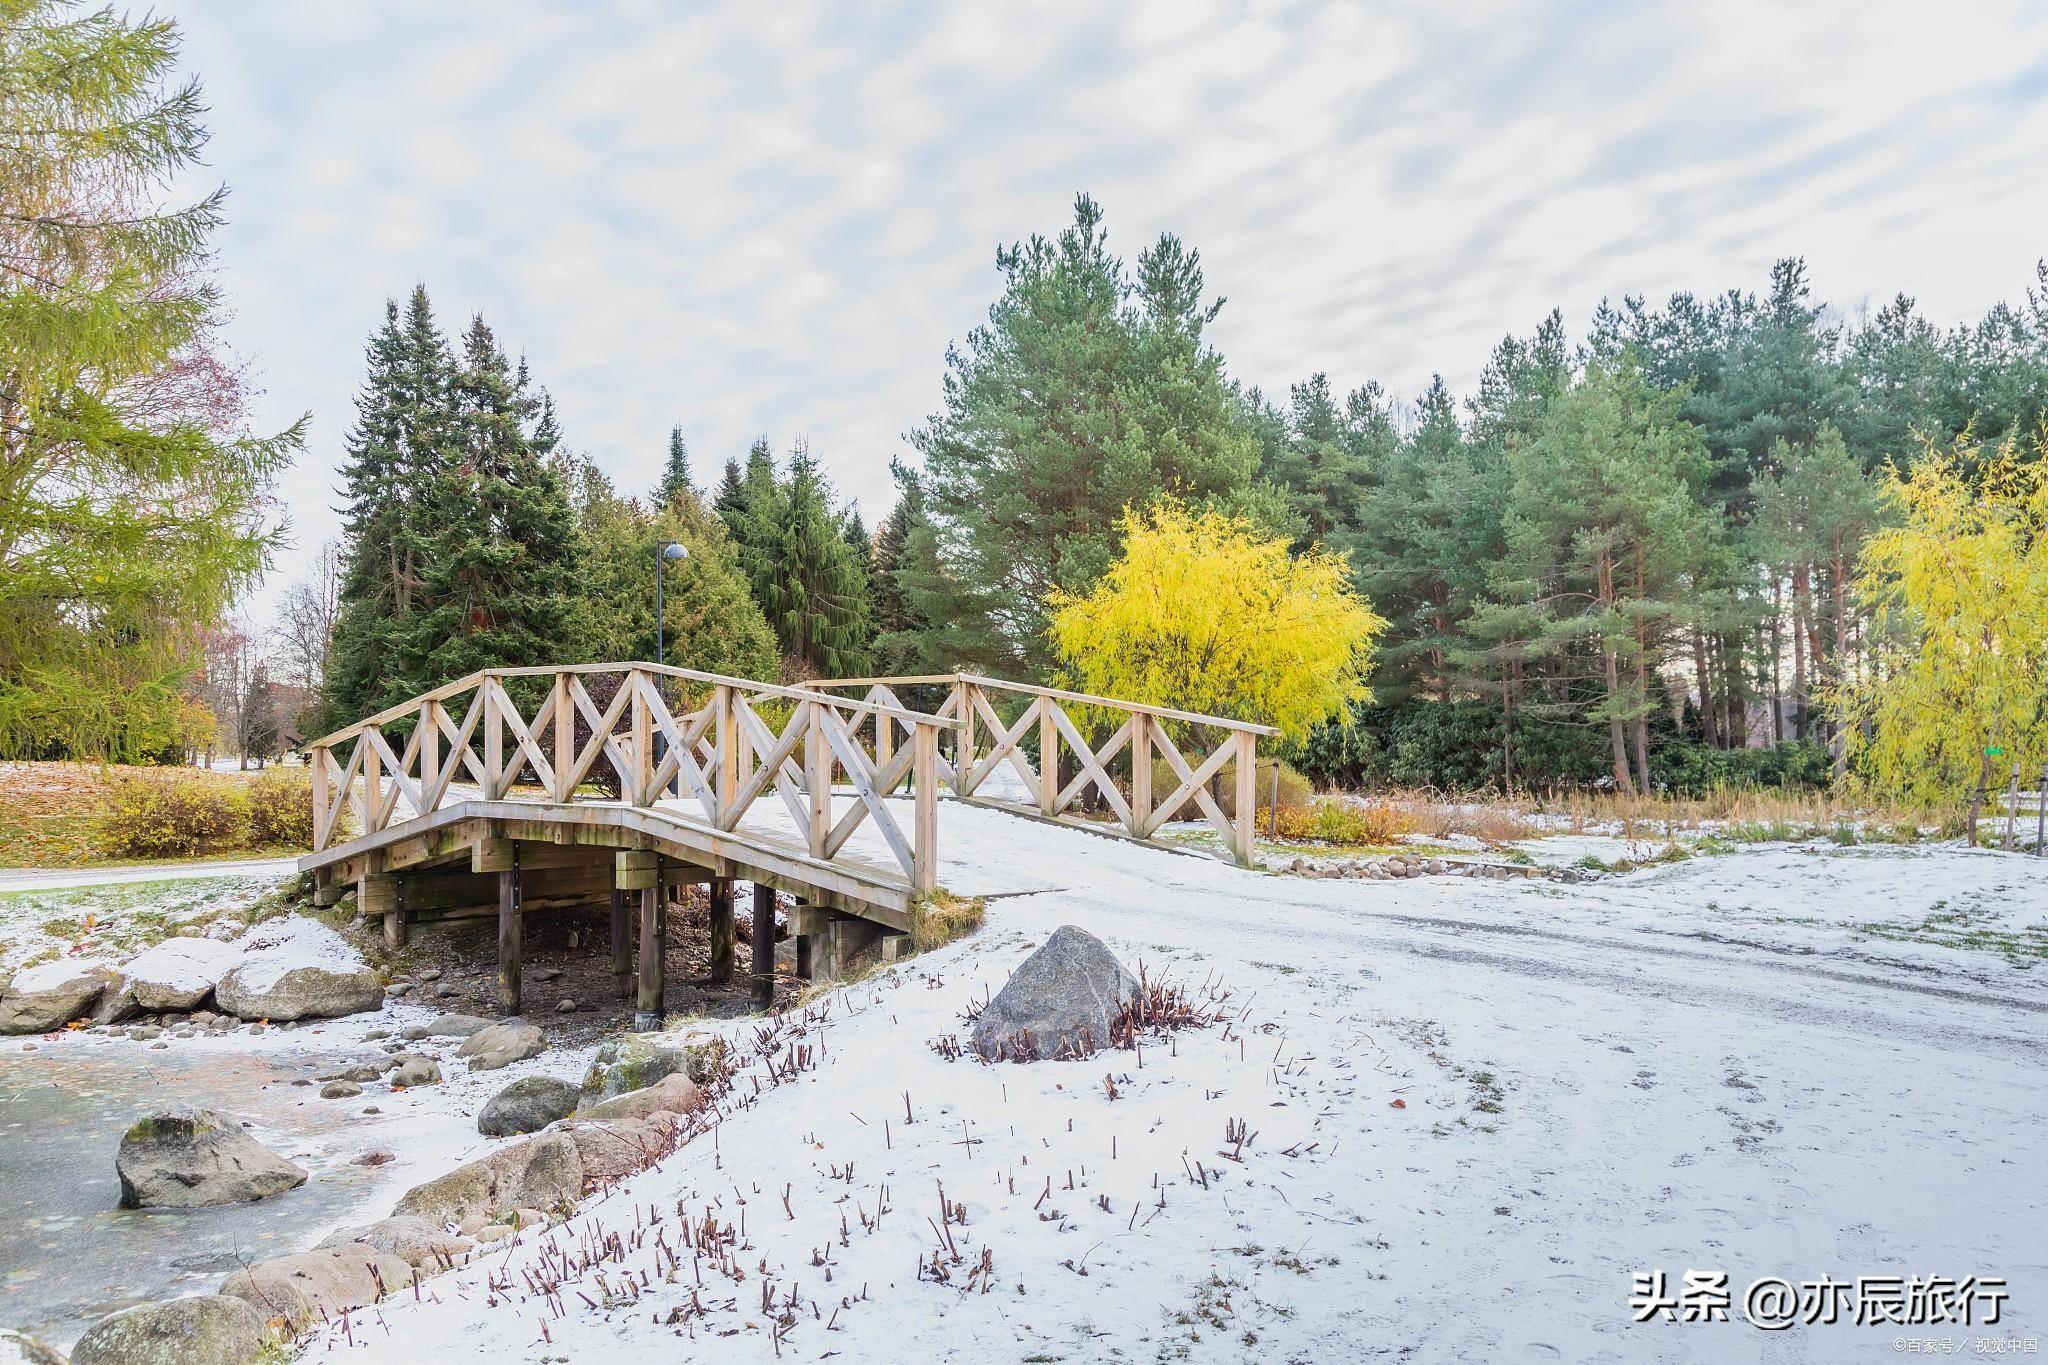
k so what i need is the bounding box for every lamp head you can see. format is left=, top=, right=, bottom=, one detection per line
left=660, top=542, right=688, bottom=562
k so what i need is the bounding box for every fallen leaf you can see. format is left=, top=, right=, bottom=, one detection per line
left=1389, top=1098, right=1407, bottom=1109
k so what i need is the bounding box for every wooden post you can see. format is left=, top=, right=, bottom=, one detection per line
left=362, top=733, right=383, bottom=835
left=794, top=900, right=813, bottom=981
left=363, top=874, right=402, bottom=948
left=311, top=747, right=330, bottom=851
left=715, top=685, right=738, bottom=824
left=707, top=877, right=734, bottom=985
left=636, top=859, right=665, bottom=1030
left=2005, top=760, right=2021, bottom=852
left=953, top=679, right=976, bottom=796
left=806, top=700, right=831, bottom=858
left=419, top=701, right=442, bottom=814
left=609, top=884, right=630, bottom=999
left=912, top=721, right=939, bottom=893
left=497, top=848, right=522, bottom=1016
left=751, top=881, right=776, bottom=1009
left=1038, top=697, right=1057, bottom=816
left=630, top=670, right=654, bottom=806
left=552, top=673, right=574, bottom=801
left=1130, top=713, right=1153, bottom=837
left=483, top=678, right=504, bottom=800
left=1232, top=731, right=1258, bottom=867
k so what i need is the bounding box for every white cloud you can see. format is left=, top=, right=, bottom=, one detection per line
left=166, top=0, right=2048, bottom=609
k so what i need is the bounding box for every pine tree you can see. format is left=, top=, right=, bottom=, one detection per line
left=755, top=444, right=872, bottom=675
left=419, top=314, right=582, bottom=679
left=909, top=194, right=1261, bottom=676
left=712, top=457, right=747, bottom=526
left=656, top=425, right=694, bottom=507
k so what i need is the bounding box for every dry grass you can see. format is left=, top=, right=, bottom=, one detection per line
left=910, top=888, right=987, bottom=953
left=1349, top=784, right=1963, bottom=846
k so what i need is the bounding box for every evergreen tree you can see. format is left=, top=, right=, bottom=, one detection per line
left=656, top=425, right=694, bottom=507
left=712, top=456, right=747, bottom=526
left=909, top=194, right=1261, bottom=676
left=870, top=466, right=933, bottom=672
left=0, top=1, right=299, bottom=760
left=754, top=443, right=872, bottom=675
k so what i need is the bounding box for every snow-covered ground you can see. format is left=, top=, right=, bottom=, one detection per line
left=265, top=804, right=2047, bottom=1365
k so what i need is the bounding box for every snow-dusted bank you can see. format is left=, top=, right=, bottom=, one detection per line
left=238, top=806, right=2041, bottom=1365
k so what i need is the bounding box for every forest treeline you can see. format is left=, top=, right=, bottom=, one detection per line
left=6, top=0, right=2045, bottom=796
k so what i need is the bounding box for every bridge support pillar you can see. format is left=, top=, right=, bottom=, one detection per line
left=361, top=874, right=402, bottom=949
left=825, top=917, right=883, bottom=980
left=707, top=878, right=734, bottom=986
left=608, top=886, right=629, bottom=999
left=636, top=863, right=666, bottom=1031
left=751, top=882, right=777, bottom=1009
left=497, top=858, right=522, bottom=1016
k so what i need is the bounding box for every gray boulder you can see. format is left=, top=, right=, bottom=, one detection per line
left=0, top=961, right=105, bottom=1033
left=581, top=1031, right=725, bottom=1101
left=417, top=1013, right=493, bottom=1039
left=215, top=960, right=383, bottom=1022
left=457, top=1020, right=545, bottom=1071
left=389, top=1054, right=442, bottom=1087
left=969, top=925, right=1138, bottom=1060
left=87, top=968, right=141, bottom=1026
left=116, top=1107, right=308, bottom=1209
left=70, top=1294, right=268, bottom=1365
left=478, top=1075, right=581, bottom=1136
left=580, top=1072, right=703, bottom=1123
left=219, top=1245, right=413, bottom=1332
left=314, top=1215, right=475, bottom=1268
left=559, top=1113, right=686, bottom=1187
left=391, top=1130, right=583, bottom=1234
left=124, top=938, right=239, bottom=1012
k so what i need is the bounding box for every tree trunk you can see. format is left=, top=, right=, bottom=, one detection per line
left=1768, top=576, right=1784, bottom=744
left=1692, top=629, right=1717, bottom=747
left=1789, top=566, right=1811, bottom=741
left=1598, top=549, right=1633, bottom=795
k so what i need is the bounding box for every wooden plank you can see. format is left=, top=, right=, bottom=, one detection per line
left=552, top=674, right=574, bottom=800
left=419, top=701, right=443, bottom=818
left=806, top=700, right=831, bottom=859
left=483, top=679, right=505, bottom=800
left=563, top=673, right=635, bottom=795
left=637, top=876, right=664, bottom=1026
left=707, top=877, right=734, bottom=985
left=609, top=884, right=630, bottom=998
left=1038, top=696, right=1057, bottom=816
left=751, top=881, right=777, bottom=1008
left=498, top=862, right=522, bottom=1015
left=1051, top=708, right=1134, bottom=827
left=1232, top=731, right=1258, bottom=867
left=913, top=721, right=939, bottom=892
left=1130, top=714, right=1153, bottom=835
left=819, top=710, right=916, bottom=876
left=967, top=687, right=1042, bottom=803
left=954, top=672, right=1278, bottom=735
left=1146, top=727, right=1235, bottom=838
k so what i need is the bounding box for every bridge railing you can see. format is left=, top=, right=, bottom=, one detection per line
left=304, top=663, right=960, bottom=891
left=801, top=673, right=1277, bottom=866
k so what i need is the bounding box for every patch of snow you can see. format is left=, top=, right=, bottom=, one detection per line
left=4, top=956, right=104, bottom=990
left=225, top=917, right=369, bottom=992
left=121, top=936, right=240, bottom=993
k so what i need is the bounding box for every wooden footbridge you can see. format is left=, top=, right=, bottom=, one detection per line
left=300, top=664, right=1273, bottom=1027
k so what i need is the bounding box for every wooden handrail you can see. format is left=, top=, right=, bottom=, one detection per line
left=801, top=671, right=1280, bottom=736
left=309, top=661, right=959, bottom=750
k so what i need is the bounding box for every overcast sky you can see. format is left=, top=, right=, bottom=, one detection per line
left=170, top=0, right=2048, bottom=609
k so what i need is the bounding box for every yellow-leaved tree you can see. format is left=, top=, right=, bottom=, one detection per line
left=1047, top=503, right=1385, bottom=738
left=1833, top=434, right=2048, bottom=821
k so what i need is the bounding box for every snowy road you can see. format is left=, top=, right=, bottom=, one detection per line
left=0, top=856, right=298, bottom=893
left=273, top=805, right=2046, bottom=1364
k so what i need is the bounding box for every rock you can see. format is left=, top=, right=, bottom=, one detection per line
left=389, top=1054, right=441, bottom=1087
left=387, top=982, right=413, bottom=997
left=215, top=961, right=383, bottom=1023
left=417, top=966, right=443, bottom=982
left=87, top=968, right=141, bottom=1026
left=127, top=1023, right=163, bottom=1041
left=529, top=966, right=563, bottom=983
left=559, top=1114, right=686, bottom=1186
left=319, top=1079, right=362, bottom=1099
left=116, top=1107, right=308, bottom=1208
left=219, top=1246, right=413, bottom=1332
left=364, top=1028, right=390, bottom=1041
left=70, top=1294, right=268, bottom=1365
left=391, top=1131, right=584, bottom=1233
left=124, top=937, right=240, bottom=1011
left=458, top=1020, right=545, bottom=1071
left=479, top=1075, right=582, bottom=1136
left=419, top=1013, right=492, bottom=1039
left=431, top=982, right=461, bottom=999
left=556, top=998, right=578, bottom=1014
left=969, top=925, right=1137, bottom=1060
left=580, top=1072, right=703, bottom=1123
left=581, top=1031, right=724, bottom=1101
left=314, top=1215, right=474, bottom=1268
left=0, top=960, right=106, bottom=1033
left=0, top=1327, right=66, bottom=1365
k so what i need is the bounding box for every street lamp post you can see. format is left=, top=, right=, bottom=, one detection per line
left=654, top=542, right=687, bottom=801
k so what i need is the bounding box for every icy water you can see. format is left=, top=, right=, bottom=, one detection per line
left=0, top=1038, right=395, bottom=1350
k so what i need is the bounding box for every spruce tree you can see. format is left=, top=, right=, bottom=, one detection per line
left=754, top=443, right=872, bottom=675
left=419, top=315, right=582, bottom=679
left=656, top=425, right=694, bottom=507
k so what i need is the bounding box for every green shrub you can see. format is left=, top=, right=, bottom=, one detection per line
left=1157, top=755, right=1310, bottom=820
left=96, top=775, right=251, bottom=857
left=246, top=770, right=315, bottom=849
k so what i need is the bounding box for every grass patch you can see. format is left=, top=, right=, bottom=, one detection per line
left=0, top=875, right=296, bottom=975
left=0, top=761, right=319, bottom=869
left=909, top=888, right=986, bottom=953
left=1858, top=902, right=2048, bottom=965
